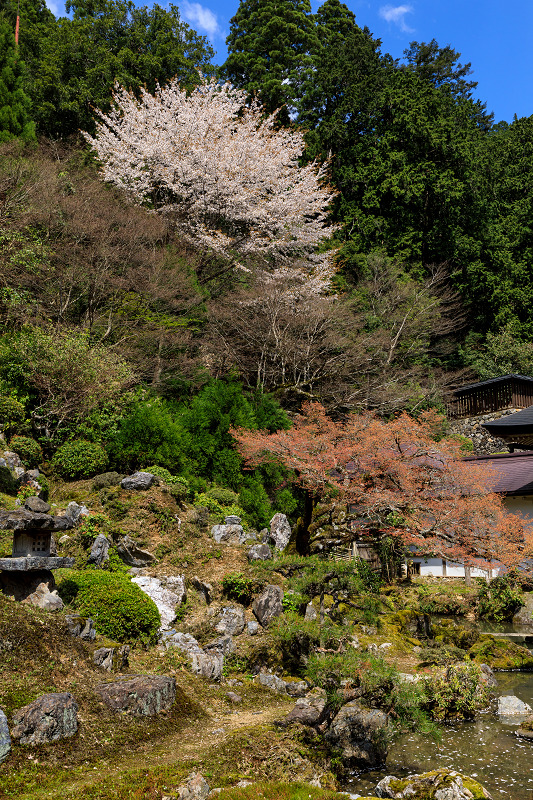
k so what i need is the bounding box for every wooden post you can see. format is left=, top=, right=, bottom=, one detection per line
left=465, top=565, right=472, bottom=586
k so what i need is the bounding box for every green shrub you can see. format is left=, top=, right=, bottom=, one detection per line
left=92, top=472, right=122, bottom=490
left=222, top=572, right=260, bottom=605
left=144, top=465, right=189, bottom=489
left=423, top=662, right=490, bottom=720
left=109, top=398, right=185, bottom=473
left=477, top=574, right=524, bottom=621
left=57, top=569, right=160, bottom=644
left=206, top=485, right=238, bottom=506
left=194, top=492, right=247, bottom=523
left=52, top=439, right=108, bottom=479
left=0, top=393, right=25, bottom=437
left=9, top=435, right=42, bottom=467
left=282, top=591, right=307, bottom=614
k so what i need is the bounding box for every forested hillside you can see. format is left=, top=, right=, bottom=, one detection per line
left=1, top=0, right=533, bottom=511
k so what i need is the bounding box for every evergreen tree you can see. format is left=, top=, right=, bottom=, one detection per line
left=0, top=13, right=35, bottom=142
left=223, top=0, right=317, bottom=121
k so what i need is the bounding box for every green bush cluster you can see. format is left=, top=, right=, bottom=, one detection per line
left=52, top=439, right=108, bottom=479
left=423, top=662, right=490, bottom=721
left=222, top=572, right=261, bottom=605
left=57, top=569, right=160, bottom=644
left=477, top=574, right=524, bottom=621
left=9, top=435, right=42, bottom=467
left=0, top=393, right=25, bottom=437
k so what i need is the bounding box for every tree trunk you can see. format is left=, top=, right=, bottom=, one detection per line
left=465, top=565, right=472, bottom=586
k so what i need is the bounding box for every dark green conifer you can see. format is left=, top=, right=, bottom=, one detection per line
left=223, top=0, right=317, bottom=121
left=0, top=13, right=35, bottom=142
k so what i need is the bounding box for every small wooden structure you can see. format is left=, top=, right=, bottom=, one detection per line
left=447, top=374, right=533, bottom=418
left=12, top=530, right=52, bottom=558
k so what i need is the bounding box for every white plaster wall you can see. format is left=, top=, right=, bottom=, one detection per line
left=503, top=496, right=533, bottom=524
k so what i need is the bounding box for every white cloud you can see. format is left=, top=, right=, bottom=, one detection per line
left=379, top=4, right=414, bottom=33
left=181, top=2, right=222, bottom=40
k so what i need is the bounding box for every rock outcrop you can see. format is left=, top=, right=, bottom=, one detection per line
left=252, top=585, right=283, bottom=627
left=0, top=710, right=11, bottom=764
left=95, top=675, right=176, bottom=716
left=497, top=695, right=532, bottom=716
left=0, top=570, right=64, bottom=610
left=87, top=533, right=110, bottom=566
left=120, top=471, right=157, bottom=490
left=325, top=701, right=391, bottom=768
left=269, top=513, right=291, bottom=551
left=93, top=645, right=130, bottom=672
left=374, top=769, right=492, bottom=799
left=11, top=693, right=78, bottom=744
left=247, top=543, right=272, bottom=562
left=215, top=606, right=246, bottom=636
left=116, top=535, right=156, bottom=567
left=131, top=574, right=186, bottom=629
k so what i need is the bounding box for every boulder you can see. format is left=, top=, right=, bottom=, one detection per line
left=374, top=769, right=492, bottom=799
left=120, top=472, right=156, bottom=491
left=284, top=679, right=308, bottom=698
left=0, top=509, right=72, bottom=532
left=116, top=535, right=156, bottom=567
left=11, top=693, right=78, bottom=744
left=512, top=592, right=533, bottom=631
left=269, top=513, right=291, bottom=551
left=252, top=584, right=283, bottom=627
left=65, top=615, right=96, bottom=641
left=176, top=772, right=211, bottom=800
left=96, top=675, right=176, bottom=716
left=305, top=602, right=318, bottom=621
left=2, top=450, right=22, bottom=470
left=0, top=710, right=11, bottom=764
left=63, top=502, right=89, bottom=526
left=226, top=692, right=242, bottom=704
left=497, top=695, right=532, bottom=716
left=247, top=543, right=272, bottom=562
left=93, top=645, right=130, bottom=672
left=224, top=515, right=242, bottom=525
left=23, top=497, right=50, bottom=514
left=204, top=635, right=234, bottom=656
left=0, top=569, right=63, bottom=611
left=247, top=620, right=259, bottom=636
left=162, top=631, right=203, bottom=655
left=282, top=695, right=326, bottom=727
left=131, top=575, right=186, bottom=629
left=190, top=652, right=224, bottom=681
left=325, top=701, right=391, bottom=768
left=87, top=533, right=110, bottom=566
left=479, top=663, right=498, bottom=688
left=257, top=672, right=287, bottom=693
left=215, top=606, right=246, bottom=636
left=211, top=523, right=246, bottom=545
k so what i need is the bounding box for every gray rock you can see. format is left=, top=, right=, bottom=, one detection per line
left=497, top=695, right=532, bottom=716
left=305, top=602, right=318, bottom=621
left=131, top=575, right=186, bottom=629
left=215, top=606, right=246, bottom=636
left=260, top=528, right=270, bottom=543
left=177, top=772, right=210, bottom=800
left=247, top=543, right=272, bottom=562
left=163, top=631, right=203, bottom=655
left=284, top=680, right=308, bottom=698
left=247, top=620, right=259, bottom=636
left=23, top=497, right=51, bottom=514
left=269, top=513, right=291, bottom=551
left=96, top=675, right=176, bottom=716
left=211, top=524, right=246, bottom=545
left=325, top=701, right=391, bottom=768
left=0, top=555, right=75, bottom=571
left=282, top=696, right=326, bottom=727
left=480, top=663, right=497, bottom=688
left=191, top=576, right=212, bottom=604
left=2, top=451, right=22, bottom=470
left=63, top=502, right=89, bottom=526
left=116, top=535, right=156, bottom=567
left=226, top=692, right=242, bottom=704
left=257, top=672, right=287, bottom=693
left=65, top=615, right=96, bottom=640
left=224, top=515, right=241, bottom=525
left=0, top=710, right=11, bottom=764
left=252, top=584, right=283, bottom=627
left=190, top=652, right=224, bottom=681
left=93, top=645, right=130, bottom=672
left=0, top=569, right=63, bottom=611
left=121, top=471, right=156, bottom=491
left=375, top=769, right=492, bottom=799
left=87, top=533, right=110, bottom=566
left=513, top=593, right=533, bottom=631
left=204, top=635, right=234, bottom=656
left=11, top=693, right=78, bottom=744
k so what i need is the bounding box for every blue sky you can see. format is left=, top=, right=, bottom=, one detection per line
left=46, top=0, right=533, bottom=123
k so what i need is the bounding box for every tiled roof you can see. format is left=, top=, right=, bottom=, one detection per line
left=453, top=374, right=533, bottom=395
left=463, top=451, right=533, bottom=496
left=482, top=405, right=533, bottom=435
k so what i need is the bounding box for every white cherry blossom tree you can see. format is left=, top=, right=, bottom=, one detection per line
left=84, top=78, right=337, bottom=285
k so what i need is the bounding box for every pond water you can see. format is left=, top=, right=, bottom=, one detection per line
left=345, top=624, right=533, bottom=799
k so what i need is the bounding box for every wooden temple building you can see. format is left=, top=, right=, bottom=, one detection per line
left=447, top=374, right=533, bottom=418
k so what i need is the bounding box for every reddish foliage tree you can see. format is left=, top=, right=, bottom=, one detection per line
left=232, top=403, right=533, bottom=571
